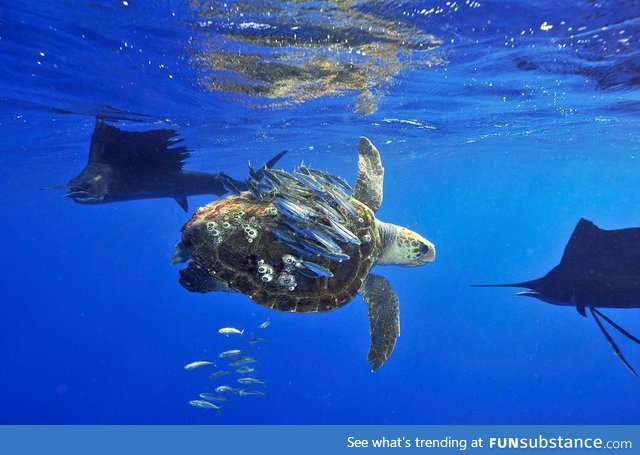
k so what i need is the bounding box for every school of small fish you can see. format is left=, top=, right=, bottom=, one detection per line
left=186, top=319, right=271, bottom=412
left=227, top=162, right=360, bottom=266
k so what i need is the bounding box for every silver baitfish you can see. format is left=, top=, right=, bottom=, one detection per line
left=294, top=171, right=325, bottom=193
left=261, top=168, right=283, bottom=186
left=327, top=186, right=357, bottom=217
left=312, top=219, right=349, bottom=246
left=271, top=222, right=348, bottom=262
left=294, top=235, right=350, bottom=262
left=219, top=349, right=244, bottom=358
left=326, top=217, right=361, bottom=245
left=245, top=177, right=275, bottom=201
left=302, top=260, right=334, bottom=278
left=259, top=181, right=276, bottom=194
left=219, top=172, right=242, bottom=195
left=199, top=392, right=230, bottom=402
left=208, top=370, right=230, bottom=379
left=329, top=176, right=354, bottom=194
left=273, top=196, right=316, bottom=222
left=302, top=224, right=343, bottom=253
left=280, top=180, right=316, bottom=199
left=269, top=168, right=298, bottom=181
left=263, top=168, right=298, bottom=187
left=214, top=385, right=241, bottom=394
left=218, top=327, right=244, bottom=336
left=259, top=319, right=271, bottom=329
left=280, top=242, right=313, bottom=262
left=292, top=264, right=321, bottom=278
left=279, top=219, right=342, bottom=254
left=295, top=163, right=313, bottom=176
left=189, top=399, right=222, bottom=410
left=280, top=182, right=314, bottom=200
left=309, top=169, right=353, bottom=194
left=236, top=366, right=256, bottom=374
left=184, top=361, right=216, bottom=370
left=238, top=389, right=266, bottom=397
left=282, top=221, right=343, bottom=254
left=245, top=178, right=264, bottom=200
left=316, top=199, right=347, bottom=224
left=248, top=336, right=269, bottom=344
left=268, top=225, right=300, bottom=245
left=268, top=227, right=312, bottom=257
left=247, top=161, right=261, bottom=182
left=300, top=166, right=330, bottom=184
left=229, top=356, right=258, bottom=366
left=237, top=377, right=267, bottom=386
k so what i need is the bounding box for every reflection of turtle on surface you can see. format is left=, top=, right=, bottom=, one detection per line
left=200, top=53, right=385, bottom=114
left=173, top=138, right=435, bottom=370
left=189, top=0, right=443, bottom=113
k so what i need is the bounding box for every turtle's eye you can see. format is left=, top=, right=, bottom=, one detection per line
left=419, top=243, right=431, bottom=255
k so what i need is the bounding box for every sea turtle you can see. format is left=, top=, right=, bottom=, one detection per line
left=173, top=137, right=435, bottom=370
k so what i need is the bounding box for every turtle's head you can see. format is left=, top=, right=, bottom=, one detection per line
left=377, top=221, right=435, bottom=267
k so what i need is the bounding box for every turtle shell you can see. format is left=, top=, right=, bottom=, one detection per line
left=180, top=192, right=381, bottom=312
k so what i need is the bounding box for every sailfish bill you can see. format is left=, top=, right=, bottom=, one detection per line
left=41, top=184, right=70, bottom=190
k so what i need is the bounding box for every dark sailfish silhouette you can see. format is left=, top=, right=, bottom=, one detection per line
left=475, top=218, right=640, bottom=375
left=46, top=119, right=286, bottom=211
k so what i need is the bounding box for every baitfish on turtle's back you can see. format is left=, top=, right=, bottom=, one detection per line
left=180, top=193, right=380, bottom=312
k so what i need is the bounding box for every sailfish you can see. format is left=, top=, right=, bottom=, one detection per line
left=46, top=119, right=286, bottom=211
left=475, top=218, right=640, bottom=375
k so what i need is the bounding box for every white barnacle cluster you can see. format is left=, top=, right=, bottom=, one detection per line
left=220, top=211, right=244, bottom=232
left=243, top=223, right=258, bottom=243
left=255, top=256, right=299, bottom=292
left=276, top=272, right=297, bottom=292
left=282, top=253, right=302, bottom=270
left=225, top=211, right=261, bottom=244
left=205, top=220, right=223, bottom=243
left=361, top=233, right=372, bottom=243
left=257, top=259, right=275, bottom=282
left=282, top=254, right=307, bottom=281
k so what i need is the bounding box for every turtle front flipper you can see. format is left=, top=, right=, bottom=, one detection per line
left=360, top=273, right=400, bottom=371
left=179, top=262, right=236, bottom=294
left=354, top=137, right=384, bottom=212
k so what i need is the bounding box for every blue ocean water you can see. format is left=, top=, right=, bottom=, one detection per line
left=1, top=0, right=640, bottom=424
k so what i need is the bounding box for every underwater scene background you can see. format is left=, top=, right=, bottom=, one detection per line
left=2, top=0, right=640, bottom=424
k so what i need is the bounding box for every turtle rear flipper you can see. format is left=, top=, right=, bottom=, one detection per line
left=354, top=137, right=384, bottom=212
left=180, top=262, right=236, bottom=294
left=172, top=241, right=191, bottom=265
left=360, top=273, right=400, bottom=371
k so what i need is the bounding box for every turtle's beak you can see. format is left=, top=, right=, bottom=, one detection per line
left=419, top=239, right=436, bottom=263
